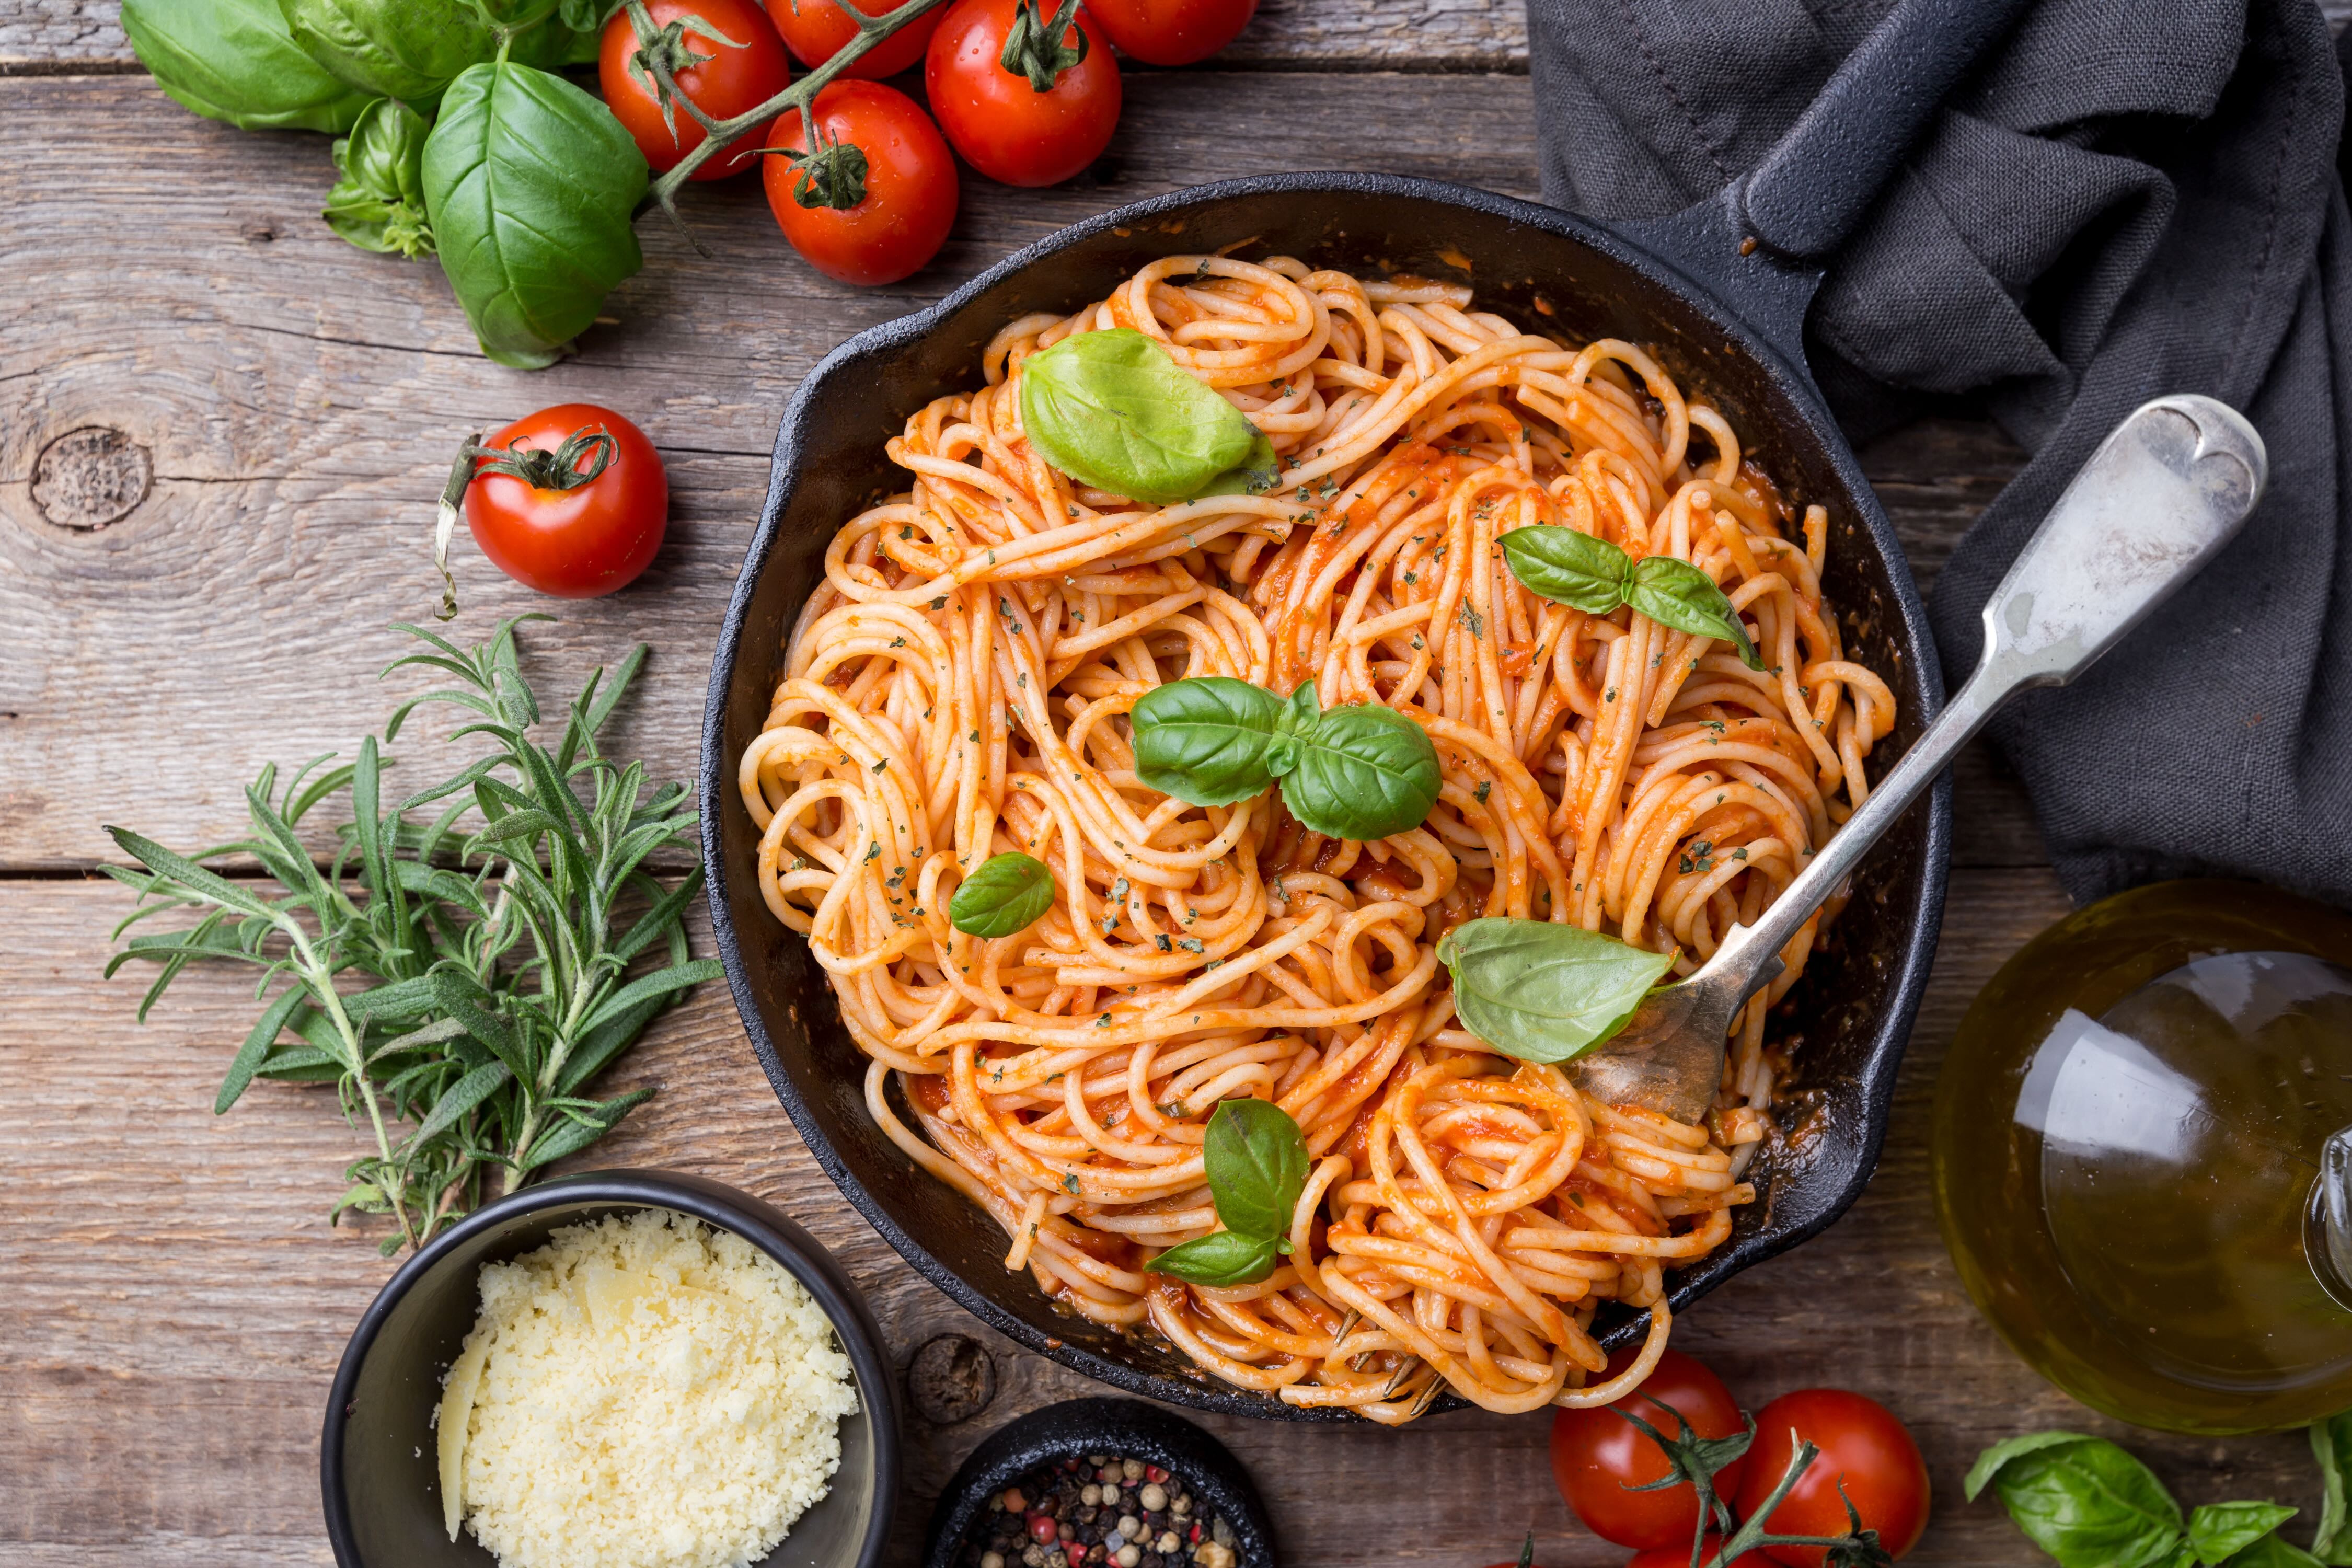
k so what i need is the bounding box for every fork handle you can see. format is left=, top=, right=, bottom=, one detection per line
left=1697, top=395, right=2267, bottom=1006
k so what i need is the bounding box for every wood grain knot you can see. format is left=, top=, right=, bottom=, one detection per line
left=906, top=1333, right=997, bottom=1426
left=32, top=426, right=153, bottom=531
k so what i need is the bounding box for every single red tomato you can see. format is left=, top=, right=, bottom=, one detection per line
left=1083, top=0, right=1253, bottom=64
left=465, top=405, right=667, bottom=598
left=599, top=0, right=791, bottom=179
left=766, top=0, right=942, bottom=77
left=925, top=0, right=1120, bottom=187
left=1629, top=1539, right=1774, bottom=1568
left=1549, top=1348, right=1749, bottom=1551
left=763, top=79, right=958, bottom=285
left=1733, top=1390, right=1930, bottom=1566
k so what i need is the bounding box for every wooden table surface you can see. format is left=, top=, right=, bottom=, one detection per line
left=3, top=5, right=2338, bottom=1565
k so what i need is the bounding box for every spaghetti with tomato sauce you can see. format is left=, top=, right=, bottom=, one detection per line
left=737, top=255, right=1893, bottom=1420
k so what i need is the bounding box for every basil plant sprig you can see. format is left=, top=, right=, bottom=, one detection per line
left=1018, top=328, right=1281, bottom=504
left=1437, top=919, right=1676, bottom=1065
left=1967, top=1430, right=2333, bottom=1568
left=119, top=0, right=375, bottom=133
left=1499, top=525, right=1764, bottom=671
left=1132, top=678, right=1441, bottom=843
left=949, top=852, right=1056, bottom=938
left=422, top=60, right=649, bottom=370
left=1149, top=1098, right=1310, bottom=1287
left=325, top=98, right=435, bottom=259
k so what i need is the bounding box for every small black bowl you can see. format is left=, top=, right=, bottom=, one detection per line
left=923, top=1399, right=1274, bottom=1568
left=320, top=1169, right=899, bottom=1568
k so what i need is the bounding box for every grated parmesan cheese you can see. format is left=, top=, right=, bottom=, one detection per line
left=435, top=1208, right=859, bottom=1568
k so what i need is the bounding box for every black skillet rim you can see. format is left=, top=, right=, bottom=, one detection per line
left=700, top=170, right=1954, bottom=1421
left=318, top=1167, right=900, bottom=1568
left=921, top=1397, right=1276, bottom=1568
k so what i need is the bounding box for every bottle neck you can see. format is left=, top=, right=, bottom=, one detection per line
left=2313, top=1126, right=2352, bottom=1312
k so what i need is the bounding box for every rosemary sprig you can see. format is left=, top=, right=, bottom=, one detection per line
left=103, top=617, right=718, bottom=1254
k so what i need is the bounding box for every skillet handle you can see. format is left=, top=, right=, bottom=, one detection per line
left=1743, top=0, right=2035, bottom=260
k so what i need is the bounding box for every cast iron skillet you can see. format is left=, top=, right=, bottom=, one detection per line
left=702, top=0, right=2018, bottom=1420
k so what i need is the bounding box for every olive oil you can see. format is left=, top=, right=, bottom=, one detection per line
left=1933, top=881, right=2352, bottom=1434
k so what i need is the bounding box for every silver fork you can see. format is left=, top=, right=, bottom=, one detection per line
left=1567, top=396, right=2269, bottom=1123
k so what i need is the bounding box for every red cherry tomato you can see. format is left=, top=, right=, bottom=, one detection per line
left=925, top=0, right=1120, bottom=187
left=1629, top=1539, right=1773, bottom=1568
left=766, top=0, right=941, bottom=77
left=598, top=0, right=792, bottom=180
left=465, top=405, right=667, bottom=598
left=1082, top=0, right=1253, bottom=64
left=762, top=79, right=958, bottom=285
left=1733, top=1390, right=1930, bottom=1566
left=1549, top=1348, right=1749, bottom=1551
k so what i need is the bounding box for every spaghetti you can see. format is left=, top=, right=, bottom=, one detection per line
left=738, top=255, right=1894, bottom=1421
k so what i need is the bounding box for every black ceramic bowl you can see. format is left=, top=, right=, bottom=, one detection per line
left=320, top=1169, right=898, bottom=1568
left=923, top=1399, right=1275, bottom=1568
left=701, top=172, right=1951, bottom=1420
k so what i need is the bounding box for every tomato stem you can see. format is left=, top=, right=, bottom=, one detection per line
left=431, top=427, right=618, bottom=620
left=1682, top=1435, right=1895, bottom=1568
left=779, top=118, right=870, bottom=209
left=624, top=2, right=749, bottom=144
left=998, top=0, right=1087, bottom=91
left=433, top=432, right=481, bottom=623
left=640, top=0, right=954, bottom=213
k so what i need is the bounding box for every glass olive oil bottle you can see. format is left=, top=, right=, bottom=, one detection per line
left=1933, top=880, right=2352, bottom=1434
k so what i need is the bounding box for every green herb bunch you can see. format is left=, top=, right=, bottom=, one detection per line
left=1970, top=1416, right=2352, bottom=1568
left=103, top=617, right=718, bottom=1254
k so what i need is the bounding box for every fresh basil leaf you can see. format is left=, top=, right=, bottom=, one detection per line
left=2315, top=1411, right=2352, bottom=1565
left=1280, top=680, right=1320, bottom=735
left=1018, top=328, right=1269, bottom=504
left=1966, top=1433, right=2100, bottom=1501
left=1194, top=429, right=1282, bottom=499
left=1498, top=524, right=1632, bottom=615
left=1279, top=704, right=1442, bottom=841
left=421, top=62, right=647, bottom=369
left=558, top=0, right=626, bottom=30
left=1436, top=918, right=1676, bottom=1065
left=122, top=0, right=373, bottom=132
left=325, top=98, right=435, bottom=257
left=1147, top=1228, right=1281, bottom=1287
left=1201, top=1097, right=1309, bottom=1242
left=1970, top=1433, right=2186, bottom=1568
left=1131, top=677, right=1282, bottom=808
left=278, top=0, right=495, bottom=102
left=1627, top=556, right=1763, bottom=671
left=949, top=852, right=1056, bottom=938
left=1264, top=682, right=1320, bottom=776
left=2223, top=1537, right=2325, bottom=1568
left=2192, top=1505, right=2299, bottom=1565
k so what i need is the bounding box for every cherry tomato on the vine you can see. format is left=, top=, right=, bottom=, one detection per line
left=762, top=79, right=958, bottom=285
left=766, top=0, right=942, bottom=77
left=599, top=0, right=793, bottom=180
left=1549, top=1347, right=1750, bottom=1551
left=925, top=0, right=1120, bottom=187
left=1083, top=0, right=1254, bottom=64
left=1629, top=1539, right=1774, bottom=1568
left=1733, top=1390, right=1930, bottom=1567
left=464, top=405, right=667, bottom=598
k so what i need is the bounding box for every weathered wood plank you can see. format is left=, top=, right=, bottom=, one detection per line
left=5, top=870, right=2328, bottom=1566
left=0, top=0, right=1529, bottom=72
left=0, top=73, right=2044, bottom=877
left=18, top=1, right=2352, bottom=79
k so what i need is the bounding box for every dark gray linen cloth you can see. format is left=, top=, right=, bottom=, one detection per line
left=1525, top=0, right=2352, bottom=905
